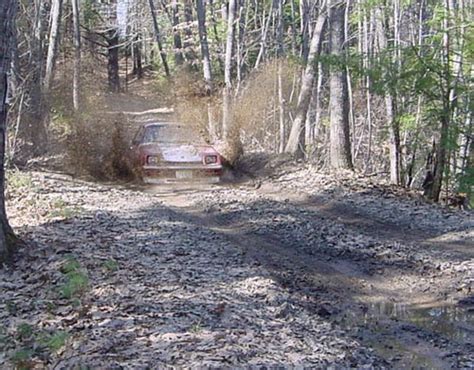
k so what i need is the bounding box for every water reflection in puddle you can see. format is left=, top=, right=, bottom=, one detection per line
left=369, top=301, right=474, bottom=343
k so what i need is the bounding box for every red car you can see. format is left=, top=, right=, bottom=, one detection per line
left=129, top=122, right=223, bottom=184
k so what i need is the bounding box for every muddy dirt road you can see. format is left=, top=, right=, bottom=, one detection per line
left=144, top=175, right=474, bottom=369
left=2, top=169, right=474, bottom=368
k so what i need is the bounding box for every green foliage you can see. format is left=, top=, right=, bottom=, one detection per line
left=60, top=271, right=88, bottom=299
left=6, top=171, right=33, bottom=191
left=190, top=319, right=203, bottom=334
left=59, top=256, right=89, bottom=299
left=103, top=259, right=119, bottom=272
left=38, top=332, right=69, bottom=353
left=399, top=113, right=417, bottom=132
left=8, top=329, right=69, bottom=368
left=50, top=199, right=84, bottom=219
left=60, top=256, right=81, bottom=274
left=10, top=348, right=34, bottom=369
left=457, top=165, right=474, bottom=199
left=45, top=301, right=56, bottom=313
left=16, top=324, right=34, bottom=341
left=50, top=108, right=74, bottom=139
left=0, top=326, right=8, bottom=350
left=83, top=0, right=100, bottom=28
left=6, top=300, right=18, bottom=315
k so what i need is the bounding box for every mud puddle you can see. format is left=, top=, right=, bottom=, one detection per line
left=369, top=301, right=474, bottom=344
left=339, top=300, right=474, bottom=368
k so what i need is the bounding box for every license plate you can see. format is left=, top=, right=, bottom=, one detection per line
left=176, top=170, right=193, bottom=179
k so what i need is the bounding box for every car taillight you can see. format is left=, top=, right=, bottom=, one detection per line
left=147, top=156, right=160, bottom=165
left=204, top=155, right=218, bottom=165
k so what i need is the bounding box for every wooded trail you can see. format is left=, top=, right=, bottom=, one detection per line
left=3, top=169, right=473, bottom=368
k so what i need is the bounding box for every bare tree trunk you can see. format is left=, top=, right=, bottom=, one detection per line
left=254, top=0, right=274, bottom=69
left=9, top=20, right=20, bottom=99
left=171, top=0, right=184, bottom=66
left=386, top=94, right=401, bottom=183
left=345, top=0, right=355, bottom=162
left=149, top=0, right=171, bottom=77
left=329, top=0, right=353, bottom=170
left=375, top=6, right=400, bottom=184
left=183, top=0, right=197, bottom=66
left=289, top=0, right=297, bottom=55
left=44, top=0, right=63, bottom=93
left=236, top=0, right=247, bottom=92
left=451, top=0, right=468, bottom=192
left=72, top=0, right=81, bottom=111
left=29, top=0, right=48, bottom=156
left=284, top=12, right=326, bottom=157
left=276, top=0, right=285, bottom=153
left=429, top=0, right=452, bottom=202
left=107, top=30, right=121, bottom=92
left=458, top=112, right=472, bottom=188
left=299, top=0, right=310, bottom=62
left=209, top=0, right=224, bottom=75
left=197, top=0, right=212, bottom=92
left=313, top=62, right=323, bottom=148
left=0, top=0, right=17, bottom=263
left=133, top=34, right=144, bottom=79
left=278, top=63, right=285, bottom=153
left=197, top=0, right=215, bottom=139
left=363, top=7, right=373, bottom=169
left=222, top=0, right=237, bottom=139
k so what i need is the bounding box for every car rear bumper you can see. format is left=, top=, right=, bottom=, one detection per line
left=143, top=176, right=221, bottom=184
left=141, top=165, right=223, bottom=183
left=143, top=164, right=223, bottom=171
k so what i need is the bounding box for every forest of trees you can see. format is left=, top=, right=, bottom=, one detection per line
left=0, top=0, right=473, bottom=259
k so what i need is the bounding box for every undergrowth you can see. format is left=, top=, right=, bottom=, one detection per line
left=59, top=256, right=89, bottom=300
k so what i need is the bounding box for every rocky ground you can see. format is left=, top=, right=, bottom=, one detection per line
left=1, top=163, right=473, bottom=369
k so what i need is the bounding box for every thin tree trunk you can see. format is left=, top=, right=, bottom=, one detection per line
left=107, top=30, right=121, bottom=92
left=313, top=62, right=323, bottom=150
left=428, top=0, right=452, bottom=202
left=304, top=78, right=318, bottom=155
left=254, top=0, right=274, bottom=69
left=345, top=0, right=355, bottom=163
left=222, top=0, right=237, bottom=139
left=183, top=0, right=197, bottom=65
left=329, top=0, right=353, bottom=170
left=171, top=0, right=184, bottom=66
left=285, top=12, right=326, bottom=157
left=276, top=0, right=285, bottom=153
left=289, top=0, right=297, bottom=55
left=9, top=91, right=25, bottom=164
left=133, top=34, right=144, bottom=79
left=458, top=112, right=472, bottom=188
left=209, top=0, right=224, bottom=74
left=300, top=0, right=310, bottom=62
left=0, top=0, right=17, bottom=263
left=29, top=0, right=48, bottom=156
left=72, top=0, right=81, bottom=111
left=197, top=0, right=212, bottom=92
left=197, top=0, right=215, bottom=138
left=361, top=4, right=370, bottom=167
left=44, top=0, right=63, bottom=93
left=236, top=0, right=247, bottom=92
left=278, top=63, right=285, bottom=153
left=375, top=6, right=400, bottom=184
left=149, top=0, right=171, bottom=77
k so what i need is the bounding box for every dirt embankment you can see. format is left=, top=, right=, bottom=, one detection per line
left=2, top=166, right=473, bottom=368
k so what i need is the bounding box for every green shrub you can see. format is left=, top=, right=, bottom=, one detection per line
left=59, top=257, right=89, bottom=299
left=39, top=331, right=69, bottom=352
left=16, top=324, right=34, bottom=341
left=6, top=171, right=33, bottom=191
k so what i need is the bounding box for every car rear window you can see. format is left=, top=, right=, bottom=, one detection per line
left=143, top=125, right=204, bottom=144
